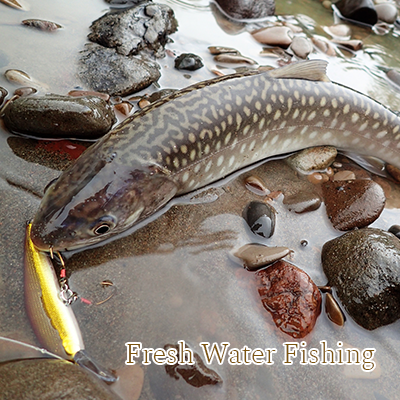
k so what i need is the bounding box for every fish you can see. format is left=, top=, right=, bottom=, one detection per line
left=24, top=223, right=117, bottom=383
left=30, top=60, right=400, bottom=252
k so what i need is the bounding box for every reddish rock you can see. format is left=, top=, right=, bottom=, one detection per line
left=322, top=179, right=385, bottom=231
left=257, top=261, right=321, bottom=338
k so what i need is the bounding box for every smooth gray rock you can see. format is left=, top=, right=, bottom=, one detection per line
left=78, top=43, right=161, bottom=96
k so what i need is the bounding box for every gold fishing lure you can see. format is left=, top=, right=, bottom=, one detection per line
left=24, top=223, right=116, bottom=383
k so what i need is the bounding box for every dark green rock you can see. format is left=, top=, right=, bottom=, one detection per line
left=0, top=358, right=121, bottom=400
left=322, top=228, right=400, bottom=330
left=3, top=94, right=116, bottom=139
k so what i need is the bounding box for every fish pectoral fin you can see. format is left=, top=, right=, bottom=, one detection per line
left=268, top=60, right=330, bottom=82
left=74, top=349, right=118, bottom=384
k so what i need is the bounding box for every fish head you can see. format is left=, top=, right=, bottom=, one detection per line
left=30, top=156, right=178, bottom=252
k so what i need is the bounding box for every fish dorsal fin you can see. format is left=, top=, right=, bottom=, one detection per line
left=268, top=60, right=330, bottom=82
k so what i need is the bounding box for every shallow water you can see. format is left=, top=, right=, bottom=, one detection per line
left=1, top=0, right=400, bottom=399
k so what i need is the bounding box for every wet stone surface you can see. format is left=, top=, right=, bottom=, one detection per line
left=322, top=179, right=386, bottom=230
left=334, top=0, right=378, bottom=25
left=242, top=201, right=276, bottom=238
left=0, top=358, right=120, bottom=400
left=78, top=43, right=161, bottom=96
left=88, top=3, right=178, bottom=57
left=257, top=260, right=322, bottom=338
left=3, top=94, right=116, bottom=139
left=290, top=36, right=313, bottom=59
left=252, top=26, right=293, bottom=48
left=286, top=146, right=337, bottom=173
left=214, top=0, right=275, bottom=20
left=322, top=228, right=400, bottom=330
left=174, top=53, right=204, bottom=71
left=233, top=243, right=290, bottom=271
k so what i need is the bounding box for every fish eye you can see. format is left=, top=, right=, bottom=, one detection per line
left=91, top=216, right=117, bottom=236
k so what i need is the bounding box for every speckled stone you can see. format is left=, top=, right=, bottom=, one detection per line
left=322, top=228, right=400, bottom=330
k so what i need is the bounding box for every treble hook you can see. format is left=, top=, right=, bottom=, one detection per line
left=56, top=251, right=65, bottom=268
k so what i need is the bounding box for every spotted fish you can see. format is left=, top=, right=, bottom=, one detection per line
left=30, top=60, right=400, bottom=251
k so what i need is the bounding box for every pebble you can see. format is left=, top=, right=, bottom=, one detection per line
left=145, top=89, right=177, bottom=104
left=233, top=244, right=290, bottom=271
left=68, top=90, right=110, bottom=101
left=243, top=201, right=276, bottom=238
left=322, top=179, right=385, bottom=231
left=3, top=94, right=116, bottom=139
left=0, top=87, right=7, bottom=107
left=322, top=0, right=332, bottom=9
left=324, top=24, right=352, bottom=38
left=286, top=146, right=337, bottom=173
left=325, top=292, right=345, bottom=326
left=244, top=175, right=270, bottom=196
left=88, top=3, right=178, bottom=58
left=388, top=224, right=400, bottom=239
left=290, top=36, right=313, bottom=59
left=307, top=172, right=329, bottom=184
left=214, top=0, right=275, bottom=20
left=252, top=26, right=294, bottom=49
left=0, top=359, right=120, bottom=400
left=174, top=53, right=204, bottom=71
left=114, top=101, right=133, bottom=116
left=0, top=0, right=27, bottom=10
left=78, top=43, right=161, bottom=96
left=21, top=19, right=63, bottom=31
left=164, top=343, right=222, bottom=387
left=322, top=228, right=400, bottom=329
left=138, top=98, right=151, bottom=109
left=311, top=37, right=336, bottom=56
left=386, top=164, right=400, bottom=182
left=208, top=46, right=239, bottom=55
left=331, top=39, right=363, bottom=51
left=214, top=53, right=257, bottom=64
left=209, top=2, right=247, bottom=35
left=13, top=87, right=37, bottom=97
left=333, top=170, right=356, bottom=181
left=283, top=191, right=322, bottom=213
left=334, top=0, right=378, bottom=25
left=375, top=2, right=398, bottom=23
left=4, top=69, right=48, bottom=91
left=257, top=260, right=321, bottom=338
